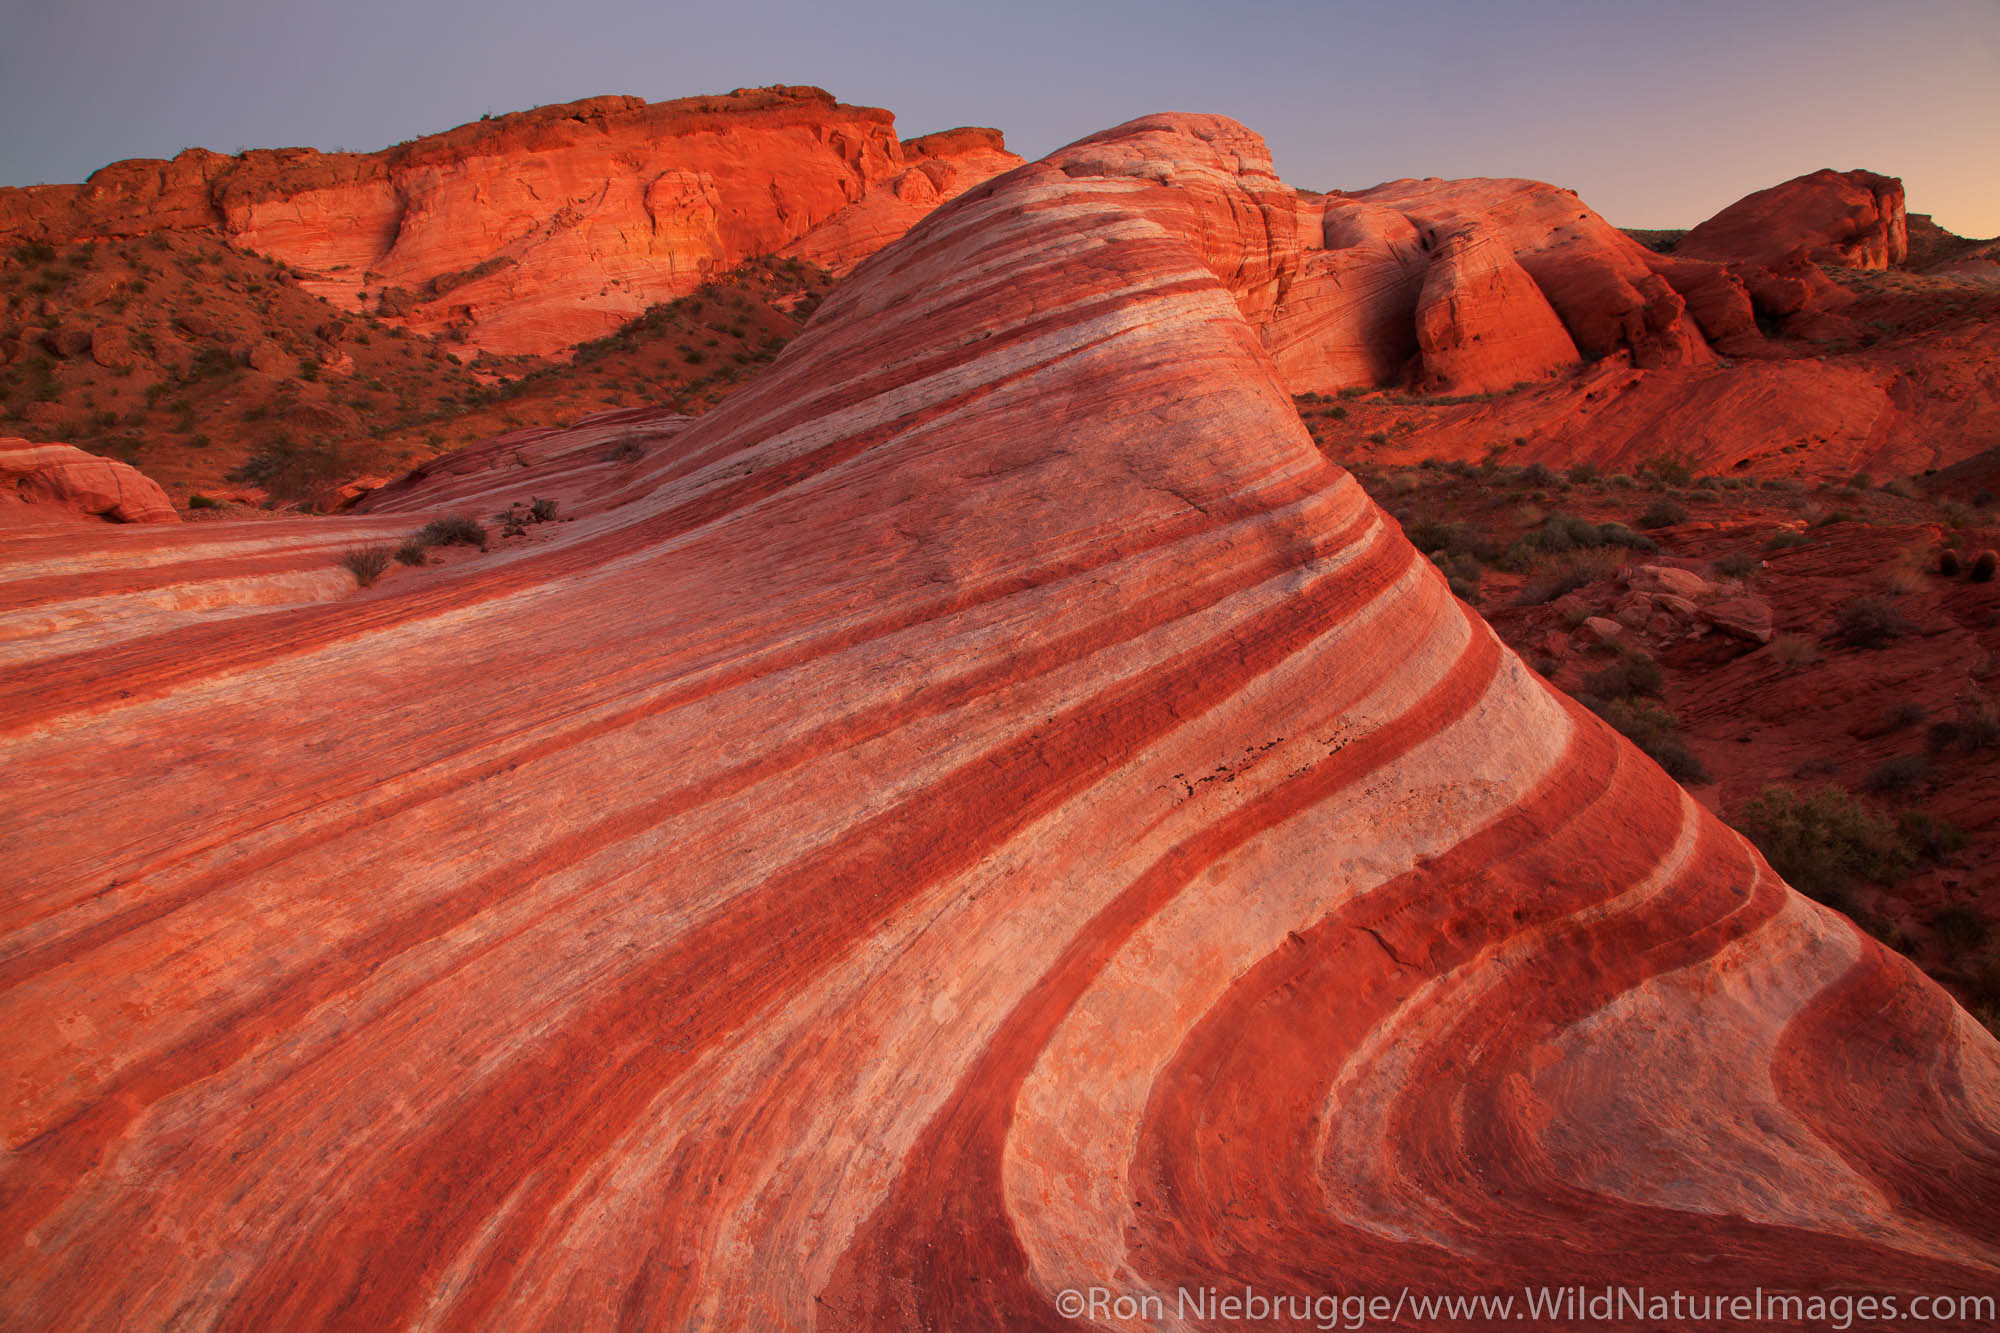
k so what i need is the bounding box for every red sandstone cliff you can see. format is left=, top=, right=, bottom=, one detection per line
left=0, top=87, right=1021, bottom=357
left=1, top=113, right=1994, bottom=1329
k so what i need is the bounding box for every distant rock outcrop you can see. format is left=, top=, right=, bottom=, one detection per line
left=1682, top=168, right=1909, bottom=270
left=0, top=438, right=177, bottom=523
left=0, top=87, right=1022, bottom=357
left=1255, top=176, right=1727, bottom=395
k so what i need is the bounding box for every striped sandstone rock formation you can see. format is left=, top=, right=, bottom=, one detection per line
left=1, top=114, right=1996, bottom=1329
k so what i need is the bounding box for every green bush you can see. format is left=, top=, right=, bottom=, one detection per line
left=1517, top=549, right=1625, bottom=605
left=1833, top=595, right=1910, bottom=649
left=1636, top=498, right=1687, bottom=529
left=1595, top=522, right=1658, bottom=552
left=1732, top=784, right=1910, bottom=908
left=1931, top=904, right=1988, bottom=952
left=1714, top=552, right=1757, bottom=579
left=1590, top=696, right=1708, bottom=782
left=1898, top=810, right=1966, bottom=861
left=1862, top=754, right=1929, bottom=795
left=1584, top=652, right=1665, bottom=700
left=229, top=434, right=357, bottom=502
left=1641, top=450, right=1698, bottom=486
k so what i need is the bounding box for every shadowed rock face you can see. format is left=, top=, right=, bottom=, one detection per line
left=2, top=115, right=1997, bottom=1330
left=0, top=87, right=1021, bottom=357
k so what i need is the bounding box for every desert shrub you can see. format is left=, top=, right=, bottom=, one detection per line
left=415, top=515, right=487, bottom=550
left=1714, top=551, right=1757, bottom=579
left=1641, top=450, right=1698, bottom=487
left=1766, top=529, right=1811, bottom=551
left=1898, top=811, right=1966, bottom=862
left=1771, top=633, right=1819, bottom=669
left=1526, top=513, right=1608, bottom=554
left=1636, top=498, right=1687, bottom=529
left=1517, top=549, right=1625, bottom=605
left=1882, top=477, right=1921, bottom=500
left=341, top=545, right=393, bottom=587
left=1862, top=754, right=1929, bottom=795
left=1595, top=522, right=1658, bottom=552
left=1814, top=509, right=1863, bottom=527
left=1832, top=595, right=1910, bottom=649
left=1928, top=692, right=2000, bottom=753
left=530, top=496, right=559, bottom=523
left=605, top=438, right=646, bottom=462
left=1406, top=516, right=1471, bottom=554
left=1973, top=550, right=1999, bottom=583
left=1583, top=652, right=1665, bottom=700
left=229, top=434, right=357, bottom=502
left=1932, top=904, right=1989, bottom=953
left=1882, top=703, right=1928, bottom=732
left=1590, top=696, right=1708, bottom=782
left=1565, top=461, right=1599, bottom=485
left=394, top=540, right=429, bottom=566
left=1732, top=784, right=1909, bottom=908
left=1939, top=549, right=1963, bottom=577
left=186, top=493, right=222, bottom=511
left=1519, top=462, right=1561, bottom=487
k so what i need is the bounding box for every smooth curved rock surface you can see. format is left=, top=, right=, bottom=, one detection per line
left=0, top=438, right=178, bottom=524
left=2, top=115, right=1996, bottom=1330
left=1412, top=228, right=1580, bottom=392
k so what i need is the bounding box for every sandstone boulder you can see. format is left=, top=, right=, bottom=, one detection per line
left=1412, top=228, right=1579, bottom=393
left=0, top=438, right=178, bottom=523
left=90, top=325, right=139, bottom=370
left=1701, top=594, right=1776, bottom=644
left=1681, top=168, right=1907, bottom=271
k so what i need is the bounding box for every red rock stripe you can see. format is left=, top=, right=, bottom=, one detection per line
left=812, top=606, right=1502, bottom=1331
left=0, top=492, right=1385, bottom=1277
left=203, top=518, right=1425, bottom=1331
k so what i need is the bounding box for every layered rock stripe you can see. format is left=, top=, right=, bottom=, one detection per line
left=2, top=115, right=1997, bottom=1330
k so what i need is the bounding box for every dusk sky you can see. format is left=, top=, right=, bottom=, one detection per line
left=3, top=0, right=1996, bottom=234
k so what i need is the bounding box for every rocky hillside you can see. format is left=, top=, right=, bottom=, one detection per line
left=0, top=86, right=1019, bottom=357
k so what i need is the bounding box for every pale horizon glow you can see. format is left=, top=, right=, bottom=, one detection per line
left=1, top=0, right=1996, bottom=236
